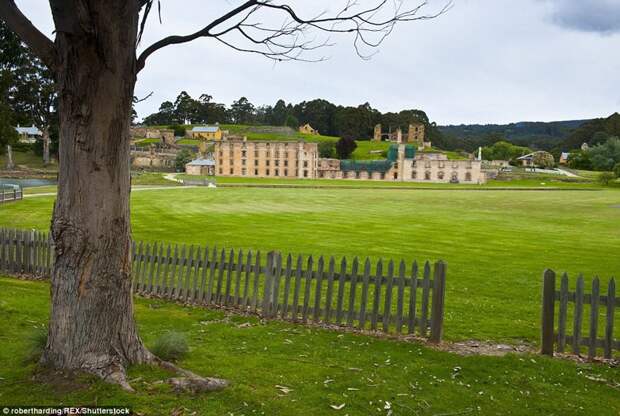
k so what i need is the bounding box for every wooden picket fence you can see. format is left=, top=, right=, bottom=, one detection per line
left=0, top=228, right=447, bottom=342
left=0, top=184, right=23, bottom=204
left=541, top=270, right=618, bottom=359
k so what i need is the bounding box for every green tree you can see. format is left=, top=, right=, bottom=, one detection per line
left=589, top=137, right=620, bottom=171
left=0, top=21, right=57, bottom=164
left=335, top=136, right=357, bottom=159
left=318, top=141, right=336, bottom=158
left=532, top=151, right=555, bottom=168
left=614, top=162, right=620, bottom=178
left=175, top=148, right=194, bottom=172
left=230, top=97, right=255, bottom=124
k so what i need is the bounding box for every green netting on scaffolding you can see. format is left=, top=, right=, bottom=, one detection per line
left=405, top=145, right=416, bottom=159
left=387, top=145, right=398, bottom=161
left=340, top=159, right=393, bottom=173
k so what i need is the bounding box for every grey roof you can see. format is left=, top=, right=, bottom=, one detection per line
left=15, top=125, right=42, bottom=136
left=187, top=158, right=215, bottom=166
left=561, top=152, right=570, bottom=159
left=191, top=125, right=220, bottom=133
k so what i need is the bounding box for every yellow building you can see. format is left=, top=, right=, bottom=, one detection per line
left=190, top=125, right=223, bottom=140
left=213, top=138, right=318, bottom=179
left=299, top=124, right=319, bottom=135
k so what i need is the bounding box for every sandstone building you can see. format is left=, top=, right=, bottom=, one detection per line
left=299, top=124, right=319, bottom=135
left=373, top=122, right=430, bottom=150
left=205, top=138, right=485, bottom=184
left=213, top=138, right=318, bottom=179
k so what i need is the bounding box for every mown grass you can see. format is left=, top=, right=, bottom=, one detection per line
left=3, top=186, right=619, bottom=342
left=0, top=277, right=618, bottom=415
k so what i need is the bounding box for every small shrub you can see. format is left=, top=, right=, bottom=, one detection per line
left=150, top=331, right=189, bottom=362
left=24, top=327, right=48, bottom=364
left=597, top=171, right=615, bottom=186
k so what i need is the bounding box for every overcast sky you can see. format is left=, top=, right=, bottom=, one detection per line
left=15, top=0, right=620, bottom=125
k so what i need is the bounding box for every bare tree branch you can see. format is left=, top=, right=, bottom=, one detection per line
left=0, top=0, right=57, bottom=70
left=136, top=0, right=452, bottom=72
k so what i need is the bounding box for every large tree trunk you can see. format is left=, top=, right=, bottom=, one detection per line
left=39, top=2, right=227, bottom=392
left=40, top=1, right=150, bottom=384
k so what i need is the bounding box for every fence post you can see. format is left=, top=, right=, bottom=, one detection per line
left=429, top=261, right=446, bottom=343
left=541, top=269, right=556, bottom=356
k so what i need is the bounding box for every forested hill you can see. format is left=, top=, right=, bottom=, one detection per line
left=437, top=119, right=589, bottom=152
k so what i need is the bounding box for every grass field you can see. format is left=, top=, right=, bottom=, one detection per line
left=3, top=185, right=620, bottom=343
left=1, top=277, right=619, bottom=415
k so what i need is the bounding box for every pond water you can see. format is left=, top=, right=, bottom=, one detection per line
left=0, top=178, right=56, bottom=188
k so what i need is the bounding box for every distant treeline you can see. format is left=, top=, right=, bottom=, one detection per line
left=140, top=91, right=444, bottom=143
left=140, top=91, right=618, bottom=155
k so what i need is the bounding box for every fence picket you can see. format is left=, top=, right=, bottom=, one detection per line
left=206, top=246, right=218, bottom=304
left=215, top=248, right=226, bottom=304
left=382, top=260, right=394, bottom=333
left=572, top=275, right=584, bottom=355
left=243, top=250, right=253, bottom=309
left=335, top=257, right=347, bottom=325
left=271, top=253, right=282, bottom=318
left=233, top=249, right=244, bottom=306
left=420, top=261, right=431, bottom=337
left=359, top=258, right=371, bottom=330
left=395, top=260, right=406, bottom=334
left=281, top=254, right=293, bottom=319
left=224, top=249, right=235, bottom=305
left=604, top=279, right=616, bottom=359
left=557, top=273, right=569, bottom=352
left=588, top=277, right=600, bottom=359
left=251, top=251, right=261, bottom=311
left=370, top=260, right=383, bottom=331
left=324, top=257, right=335, bottom=323
left=302, top=256, right=313, bottom=323
left=346, top=257, right=359, bottom=328
left=197, top=247, right=209, bottom=303
left=291, top=255, right=303, bottom=322
left=313, top=256, right=325, bottom=323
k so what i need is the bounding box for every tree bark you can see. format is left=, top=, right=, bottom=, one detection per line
left=40, top=1, right=150, bottom=385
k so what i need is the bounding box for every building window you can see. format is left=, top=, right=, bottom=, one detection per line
left=219, top=159, right=223, bottom=165
left=275, top=169, right=279, bottom=176
left=424, top=161, right=431, bottom=168
left=466, top=172, right=472, bottom=181
left=303, top=161, right=308, bottom=168
left=411, top=161, right=417, bottom=168
left=230, top=168, right=234, bottom=175
left=303, top=170, right=308, bottom=178
left=219, top=168, right=222, bottom=174
left=451, top=172, right=458, bottom=182
left=242, top=168, right=247, bottom=175
left=254, top=169, right=258, bottom=175
left=275, top=160, right=280, bottom=166
left=284, top=160, right=288, bottom=167
left=229, top=159, right=233, bottom=165
left=219, top=150, right=223, bottom=156
left=266, top=169, right=270, bottom=176
left=284, top=169, right=288, bottom=176
left=266, top=160, right=270, bottom=166
left=242, top=159, right=246, bottom=165
left=254, top=150, right=259, bottom=158
left=275, top=151, right=280, bottom=158
left=254, top=160, right=258, bottom=166
left=439, top=161, right=445, bottom=169
left=412, top=170, right=417, bottom=179
left=394, top=172, right=398, bottom=180
left=438, top=171, right=445, bottom=180
left=425, top=171, right=431, bottom=180
left=241, top=150, right=247, bottom=157
left=380, top=173, right=385, bottom=180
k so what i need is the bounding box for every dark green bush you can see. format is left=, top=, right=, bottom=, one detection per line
left=150, top=331, right=189, bottom=362
left=24, top=327, right=47, bottom=364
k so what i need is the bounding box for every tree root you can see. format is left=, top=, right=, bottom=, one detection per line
left=95, top=350, right=228, bottom=394
left=150, top=355, right=229, bottom=393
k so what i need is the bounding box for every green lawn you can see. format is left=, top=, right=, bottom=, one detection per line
left=4, top=186, right=620, bottom=343
left=0, top=150, right=57, bottom=171
left=0, top=277, right=618, bottom=415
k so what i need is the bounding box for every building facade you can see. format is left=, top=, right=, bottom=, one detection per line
left=190, top=125, right=224, bottom=141
left=15, top=125, right=42, bottom=144
left=213, top=138, right=318, bottom=179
